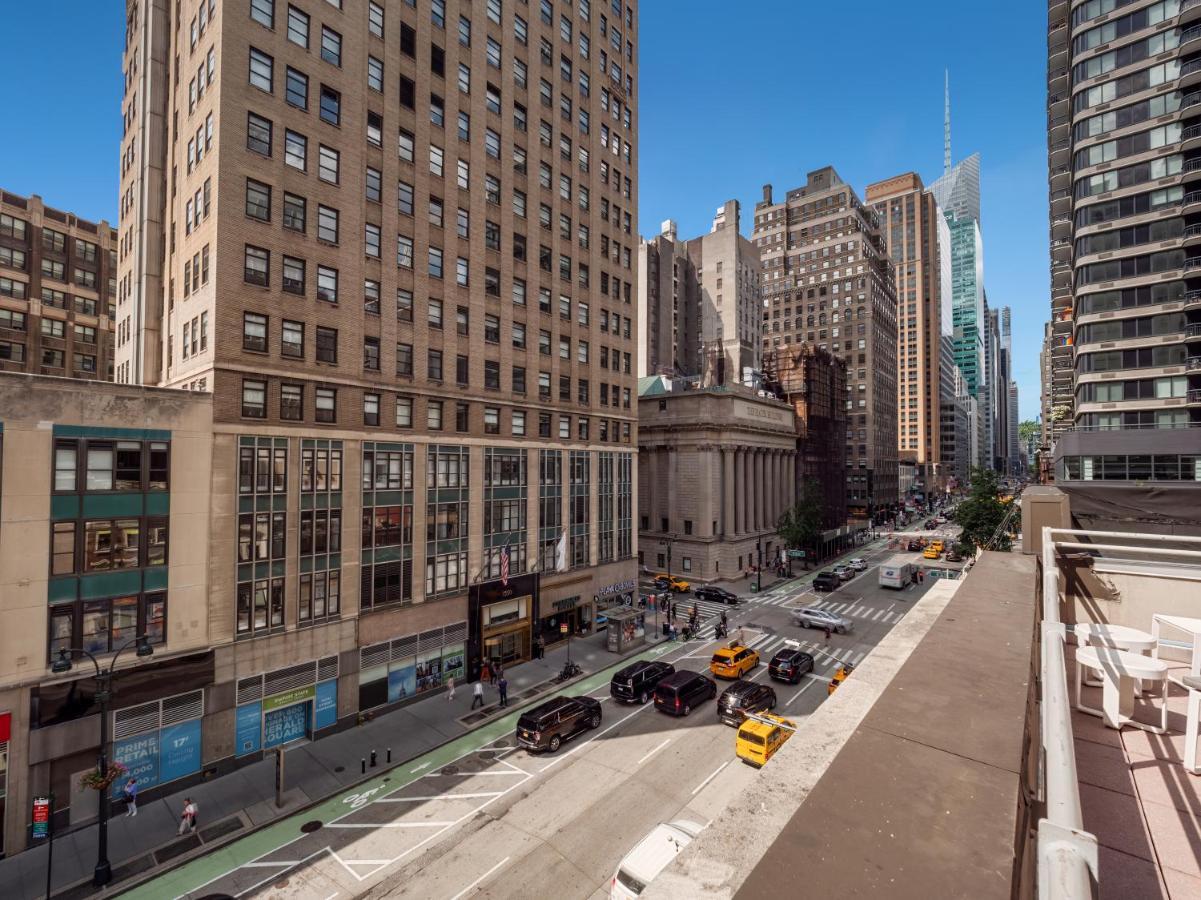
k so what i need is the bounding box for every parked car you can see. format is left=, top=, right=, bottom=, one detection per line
left=812, top=571, right=840, bottom=592
left=610, top=820, right=705, bottom=899
left=847, top=558, right=868, bottom=572
left=717, top=681, right=777, bottom=727
left=833, top=565, right=853, bottom=582
left=610, top=660, right=675, bottom=705
left=945, top=549, right=963, bottom=562
left=735, top=712, right=795, bottom=768
left=516, top=695, right=602, bottom=753
left=709, top=643, right=760, bottom=680
left=793, top=606, right=853, bottom=635
left=653, top=669, right=717, bottom=717
left=768, top=641, right=815, bottom=684
left=653, top=574, right=691, bottom=593
left=694, top=586, right=740, bottom=605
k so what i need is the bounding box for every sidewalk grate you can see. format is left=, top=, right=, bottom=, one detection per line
left=199, top=817, right=244, bottom=843
left=153, top=833, right=201, bottom=865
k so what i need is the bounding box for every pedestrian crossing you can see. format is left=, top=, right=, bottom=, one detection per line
left=741, top=592, right=906, bottom=626
left=735, top=631, right=870, bottom=669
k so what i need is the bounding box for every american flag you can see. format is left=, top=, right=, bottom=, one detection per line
left=500, top=546, right=510, bottom=586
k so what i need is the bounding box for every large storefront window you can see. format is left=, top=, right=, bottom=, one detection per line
left=234, top=658, right=340, bottom=756
left=110, top=690, right=203, bottom=798
left=358, top=623, right=468, bottom=709
left=468, top=573, right=539, bottom=680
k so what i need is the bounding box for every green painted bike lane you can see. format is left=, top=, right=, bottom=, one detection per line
left=121, top=641, right=677, bottom=900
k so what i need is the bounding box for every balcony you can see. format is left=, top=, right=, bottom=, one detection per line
left=1186, top=322, right=1201, bottom=338
left=1182, top=56, right=1201, bottom=89
left=1188, top=356, right=1201, bottom=370
left=1182, top=0, right=1201, bottom=25
left=1185, top=289, right=1201, bottom=309
left=1185, top=122, right=1201, bottom=149
left=1183, top=23, right=1201, bottom=46
left=1189, top=388, right=1201, bottom=402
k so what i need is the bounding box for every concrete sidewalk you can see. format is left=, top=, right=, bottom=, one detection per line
left=1, top=627, right=661, bottom=900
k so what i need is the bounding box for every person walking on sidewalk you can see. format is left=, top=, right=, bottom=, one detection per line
left=536, top=634, right=546, bottom=660
left=446, top=675, right=456, bottom=701
left=472, top=680, right=485, bottom=709
left=497, top=676, right=509, bottom=708
left=178, top=798, right=197, bottom=835
left=824, top=625, right=832, bottom=644
left=123, top=777, right=138, bottom=817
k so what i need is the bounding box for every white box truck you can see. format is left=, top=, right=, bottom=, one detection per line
left=878, top=555, right=915, bottom=589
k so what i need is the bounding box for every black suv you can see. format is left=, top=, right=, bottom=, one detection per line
left=610, top=660, right=675, bottom=704
left=654, top=669, right=717, bottom=717
left=717, top=681, right=777, bottom=727
left=812, top=571, right=840, bottom=592
left=769, top=646, right=815, bottom=684
left=694, top=586, right=740, bottom=605
left=515, top=695, right=602, bottom=752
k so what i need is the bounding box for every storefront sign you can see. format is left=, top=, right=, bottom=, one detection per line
left=596, top=580, right=636, bottom=598
left=31, top=797, right=50, bottom=840
left=560, top=622, right=568, bottom=634
left=552, top=596, right=579, bottom=612
left=263, top=701, right=310, bottom=748
left=112, top=732, right=160, bottom=795
left=159, top=719, right=202, bottom=784
left=314, top=680, right=338, bottom=731
left=235, top=702, right=262, bottom=757
left=263, top=685, right=316, bottom=713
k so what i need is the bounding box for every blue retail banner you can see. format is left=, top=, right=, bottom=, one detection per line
left=235, top=702, right=262, bottom=757
left=314, top=680, right=338, bottom=731
left=112, top=732, right=159, bottom=798
left=159, top=719, right=202, bottom=784
left=387, top=663, right=416, bottom=703
left=263, top=701, right=310, bottom=748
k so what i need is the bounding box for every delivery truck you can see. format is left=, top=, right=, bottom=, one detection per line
left=878, top=555, right=915, bottom=589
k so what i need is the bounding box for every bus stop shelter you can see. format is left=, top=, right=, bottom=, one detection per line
left=605, top=606, right=647, bottom=654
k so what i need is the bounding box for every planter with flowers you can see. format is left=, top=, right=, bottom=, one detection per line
left=78, top=761, right=128, bottom=792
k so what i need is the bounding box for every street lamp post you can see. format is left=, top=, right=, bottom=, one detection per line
left=51, top=635, right=154, bottom=887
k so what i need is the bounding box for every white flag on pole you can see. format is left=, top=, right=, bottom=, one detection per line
left=555, top=529, right=568, bottom=572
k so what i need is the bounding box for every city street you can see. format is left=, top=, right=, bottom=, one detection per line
left=123, top=535, right=948, bottom=900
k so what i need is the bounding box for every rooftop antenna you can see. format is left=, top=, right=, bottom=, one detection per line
left=944, top=69, right=952, bottom=175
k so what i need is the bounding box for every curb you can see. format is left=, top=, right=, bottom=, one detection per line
left=78, top=640, right=665, bottom=900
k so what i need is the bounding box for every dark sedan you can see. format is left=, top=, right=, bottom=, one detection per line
left=769, top=646, right=815, bottom=684
left=717, top=681, right=777, bottom=727
left=694, top=586, right=740, bottom=605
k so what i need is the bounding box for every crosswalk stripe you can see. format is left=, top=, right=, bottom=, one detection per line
left=871, top=609, right=884, bottom=621
left=747, top=633, right=774, bottom=650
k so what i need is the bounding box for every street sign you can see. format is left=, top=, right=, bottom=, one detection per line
left=788, top=550, right=805, bottom=559
left=31, top=796, right=50, bottom=840
left=560, top=622, right=568, bottom=634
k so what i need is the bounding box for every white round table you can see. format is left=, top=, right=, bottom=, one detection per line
left=1074, top=644, right=1169, bottom=733
left=1074, top=623, right=1156, bottom=654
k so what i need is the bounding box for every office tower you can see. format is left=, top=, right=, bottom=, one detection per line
left=110, top=0, right=639, bottom=750
left=1048, top=0, right=1201, bottom=451
left=755, top=168, right=899, bottom=519
left=0, top=190, right=117, bottom=380
left=636, top=201, right=760, bottom=384
left=866, top=172, right=954, bottom=496
left=1008, top=380, right=1020, bottom=475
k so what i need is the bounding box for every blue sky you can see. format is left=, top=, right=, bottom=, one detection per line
left=2, top=1, right=1047, bottom=419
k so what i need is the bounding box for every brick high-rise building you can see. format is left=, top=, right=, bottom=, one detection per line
left=866, top=172, right=955, bottom=496
left=0, top=190, right=117, bottom=381
left=109, top=0, right=639, bottom=761
left=755, top=167, right=898, bottom=517
left=637, top=220, right=698, bottom=377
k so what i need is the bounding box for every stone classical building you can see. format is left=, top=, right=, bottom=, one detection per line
left=638, top=377, right=797, bottom=581
left=0, top=190, right=117, bottom=381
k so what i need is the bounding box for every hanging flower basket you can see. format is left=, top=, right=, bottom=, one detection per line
left=78, top=761, right=128, bottom=792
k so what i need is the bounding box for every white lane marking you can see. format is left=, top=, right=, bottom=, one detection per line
left=329, top=848, right=369, bottom=882
left=409, top=762, right=431, bottom=774
left=803, top=672, right=833, bottom=684
left=322, top=893, right=340, bottom=900
left=871, top=609, right=884, bottom=621
left=378, top=792, right=502, bottom=802
left=424, top=770, right=526, bottom=778
left=636, top=738, right=671, bottom=766
left=691, top=761, right=730, bottom=796
left=243, top=861, right=302, bottom=867
left=328, top=821, right=457, bottom=829
left=449, top=856, right=512, bottom=900
left=787, top=681, right=817, bottom=705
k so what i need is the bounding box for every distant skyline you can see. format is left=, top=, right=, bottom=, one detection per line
left=0, top=1, right=1047, bottom=419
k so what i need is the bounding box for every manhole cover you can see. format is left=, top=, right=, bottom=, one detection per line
left=492, top=739, right=512, bottom=748
left=334, top=765, right=345, bottom=773
left=476, top=750, right=496, bottom=760
left=300, top=820, right=323, bottom=834
left=440, top=765, right=460, bottom=775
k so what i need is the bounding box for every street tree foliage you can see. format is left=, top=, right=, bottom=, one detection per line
left=953, top=467, right=1012, bottom=552
left=777, top=480, right=824, bottom=554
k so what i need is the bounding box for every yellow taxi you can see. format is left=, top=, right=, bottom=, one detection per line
left=654, top=574, right=691, bottom=593
left=828, top=662, right=856, bottom=695
left=930, top=539, right=945, bottom=553
left=735, top=712, right=795, bottom=768
left=709, top=643, right=760, bottom=680
left=923, top=545, right=940, bottom=559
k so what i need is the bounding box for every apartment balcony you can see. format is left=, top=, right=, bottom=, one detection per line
left=1185, top=190, right=1201, bottom=212
left=1186, top=322, right=1201, bottom=339
left=1188, top=388, right=1201, bottom=402
left=1188, top=355, right=1201, bottom=370
left=1183, top=23, right=1201, bottom=47
left=1184, top=289, right=1201, bottom=310
left=1182, top=0, right=1201, bottom=26
left=1182, top=57, right=1201, bottom=91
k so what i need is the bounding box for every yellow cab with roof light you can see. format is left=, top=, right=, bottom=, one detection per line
left=735, top=711, right=796, bottom=768
left=709, top=643, right=759, bottom=680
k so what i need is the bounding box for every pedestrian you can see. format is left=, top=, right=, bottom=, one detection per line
left=738, top=627, right=746, bottom=646
left=446, top=675, right=456, bottom=701
left=123, top=777, right=138, bottom=817
left=178, top=798, right=194, bottom=835
left=188, top=798, right=199, bottom=832
left=824, top=625, right=832, bottom=644
left=536, top=634, right=546, bottom=660
left=669, top=622, right=677, bottom=642
left=670, top=602, right=676, bottom=622
left=472, top=680, right=485, bottom=709
left=498, top=676, right=509, bottom=708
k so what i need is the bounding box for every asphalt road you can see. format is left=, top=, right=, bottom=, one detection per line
left=128, top=532, right=954, bottom=900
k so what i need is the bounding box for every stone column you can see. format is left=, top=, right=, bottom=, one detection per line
left=722, top=447, right=736, bottom=538
left=740, top=448, right=751, bottom=534
left=771, top=449, right=781, bottom=528
left=667, top=446, right=679, bottom=537
left=644, top=445, right=657, bottom=535
left=754, top=449, right=765, bottom=534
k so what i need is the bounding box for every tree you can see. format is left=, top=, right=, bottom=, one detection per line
left=778, top=480, right=824, bottom=563
left=1018, top=420, right=1040, bottom=446
left=953, top=467, right=1012, bottom=552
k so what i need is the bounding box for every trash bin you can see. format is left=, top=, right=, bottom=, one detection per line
left=662, top=622, right=670, bottom=637
left=750, top=581, right=759, bottom=592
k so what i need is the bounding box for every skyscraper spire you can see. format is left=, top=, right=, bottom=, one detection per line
left=944, top=69, right=952, bottom=175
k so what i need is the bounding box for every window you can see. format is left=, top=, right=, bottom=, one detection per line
left=247, top=112, right=272, bottom=155
left=458, top=14, right=471, bottom=46
left=484, top=407, right=500, bottom=434
left=244, top=245, right=269, bottom=285
left=397, top=234, right=414, bottom=269
left=249, top=47, right=274, bottom=91
left=243, top=312, right=268, bottom=351
left=317, top=265, right=338, bottom=303
left=485, top=360, right=501, bottom=390
left=396, top=395, right=413, bottom=427
left=364, top=278, right=381, bottom=312
left=363, top=392, right=380, bottom=426
left=282, top=319, right=304, bottom=357
left=317, top=205, right=339, bottom=243
left=287, top=5, right=310, bottom=45
left=400, top=74, right=416, bottom=108
left=458, top=62, right=471, bottom=93
left=485, top=128, right=500, bottom=159
left=250, top=0, right=274, bottom=27
left=319, top=85, right=340, bottom=125
left=316, top=326, right=338, bottom=363
left=399, top=128, right=415, bottom=161
left=367, top=111, right=383, bottom=146
left=457, top=110, right=471, bottom=140
left=320, top=26, right=342, bottom=66
left=397, top=342, right=414, bottom=375
left=315, top=387, right=336, bottom=423
left=456, top=401, right=470, bottom=431
left=368, top=1, right=384, bottom=36
left=457, top=158, right=470, bottom=188
left=457, top=257, right=469, bottom=285
left=428, top=348, right=444, bottom=381
left=431, top=144, right=445, bottom=176
left=366, top=166, right=382, bottom=202
left=428, top=246, right=443, bottom=277
left=285, top=67, right=308, bottom=107
left=397, top=289, right=414, bottom=322
left=429, top=196, right=444, bottom=227
left=282, top=255, right=305, bottom=294
left=428, top=399, right=444, bottom=430
left=365, top=224, right=381, bottom=257
left=398, top=180, right=414, bottom=215
left=242, top=379, right=267, bottom=418
left=367, top=55, right=384, bottom=91
left=428, top=297, right=444, bottom=329
left=281, top=384, right=303, bottom=420
left=245, top=179, right=271, bottom=221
